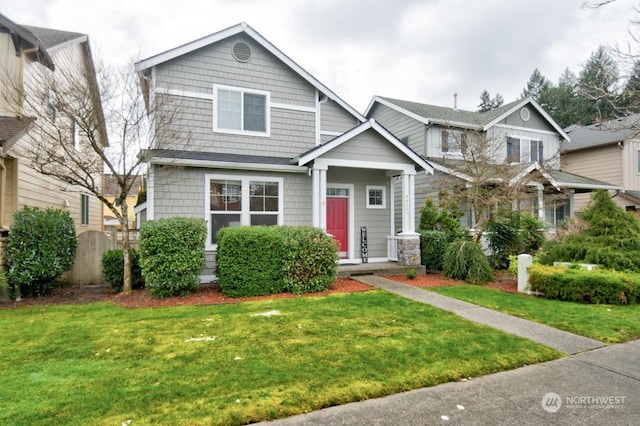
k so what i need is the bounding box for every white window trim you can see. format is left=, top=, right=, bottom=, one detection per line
left=366, top=185, right=386, bottom=209
left=212, top=83, right=271, bottom=137
left=507, top=135, right=544, bottom=164
left=442, top=129, right=464, bottom=155
left=205, top=174, right=283, bottom=251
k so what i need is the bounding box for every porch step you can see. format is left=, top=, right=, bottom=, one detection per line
left=338, top=262, right=426, bottom=278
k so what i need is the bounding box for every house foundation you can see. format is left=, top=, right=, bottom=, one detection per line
left=396, top=235, right=421, bottom=266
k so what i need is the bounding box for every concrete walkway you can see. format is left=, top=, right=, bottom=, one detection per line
left=352, top=275, right=604, bottom=354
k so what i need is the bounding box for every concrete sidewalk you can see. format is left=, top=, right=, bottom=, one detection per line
left=352, top=275, right=604, bottom=354
left=260, top=339, right=640, bottom=425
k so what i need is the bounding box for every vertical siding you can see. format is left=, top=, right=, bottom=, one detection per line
left=501, top=107, right=556, bottom=132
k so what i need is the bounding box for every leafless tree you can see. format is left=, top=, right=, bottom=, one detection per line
left=9, top=56, right=189, bottom=293
left=429, top=128, right=563, bottom=242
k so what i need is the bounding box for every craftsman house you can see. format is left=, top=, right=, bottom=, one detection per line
left=366, top=96, right=620, bottom=232
left=135, top=23, right=432, bottom=280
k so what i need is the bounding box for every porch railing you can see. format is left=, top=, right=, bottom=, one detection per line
left=387, top=236, right=399, bottom=262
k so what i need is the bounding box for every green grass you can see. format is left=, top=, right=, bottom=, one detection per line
left=0, top=291, right=561, bottom=425
left=430, top=285, right=640, bottom=343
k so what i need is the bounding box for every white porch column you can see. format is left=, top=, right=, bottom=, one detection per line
left=537, top=184, right=544, bottom=223
left=312, top=166, right=328, bottom=231
left=400, top=171, right=417, bottom=235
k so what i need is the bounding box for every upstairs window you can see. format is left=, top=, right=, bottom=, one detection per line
left=72, top=120, right=81, bottom=150
left=213, top=84, right=270, bottom=136
left=442, top=130, right=466, bottom=154
left=507, top=137, right=543, bottom=163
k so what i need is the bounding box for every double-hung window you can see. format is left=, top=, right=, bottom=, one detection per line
left=441, top=130, right=466, bottom=154
left=213, top=84, right=270, bottom=136
left=207, top=175, right=282, bottom=248
left=507, top=137, right=543, bottom=163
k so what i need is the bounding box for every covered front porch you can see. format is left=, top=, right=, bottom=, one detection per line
left=295, top=119, right=434, bottom=266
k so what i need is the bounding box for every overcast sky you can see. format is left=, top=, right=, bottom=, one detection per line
left=3, top=0, right=638, bottom=112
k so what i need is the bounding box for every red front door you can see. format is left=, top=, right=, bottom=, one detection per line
left=327, top=196, right=348, bottom=258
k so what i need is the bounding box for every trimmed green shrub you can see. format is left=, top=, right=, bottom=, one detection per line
left=216, top=226, right=288, bottom=297
left=406, top=268, right=417, bottom=280
left=443, top=239, right=493, bottom=284
left=528, top=263, right=640, bottom=304
left=281, top=226, right=339, bottom=295
left=216, top=226, right=338, bottom=297
left=539, top=191, right=640, bottom=272
left=487, top=212, right=545, bottom=269
left=139, top=218, right=207, bottom=298
left=7, top=206, right=77, bottom=297
left=420, top=230, right=449, bottom=270
left=102, top=249, right=144, bottom=292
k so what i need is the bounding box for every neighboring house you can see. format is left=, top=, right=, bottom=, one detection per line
left=103, top=174, right=143, bottom=230
left=134, top=22, right=432, bottom=280
left=0, top=13, right=104, bottom=232
left=562, top=114, right=640, bottom=213
left=366, top=96, right=620, bottom=231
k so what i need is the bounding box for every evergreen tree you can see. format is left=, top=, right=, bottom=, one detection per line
left=620, top=59, right=640, bottom=114
left=477, top=90, right=504, bottom=112
left=578, top=45, right=619, bottom=123
left=521, top=68, right=551, bottom=102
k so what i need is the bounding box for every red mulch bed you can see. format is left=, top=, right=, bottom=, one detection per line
left=1, top=272, right=517, bottom=309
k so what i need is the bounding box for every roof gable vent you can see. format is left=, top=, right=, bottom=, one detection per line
left=520, top=107, right=531, bottom=122
left=232, top=42, right=252, bottom=63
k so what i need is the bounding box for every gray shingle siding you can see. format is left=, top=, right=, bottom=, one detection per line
left=369, top=103, right=426, bottom=155
left=321, top=130, right=411, bottom=163
left=321, top=99, right=358, bottom=132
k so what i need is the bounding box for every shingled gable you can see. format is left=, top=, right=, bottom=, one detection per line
left=365, top=96, right=570, bottom=142
left=295, top=119, right=433, bottom=173
left=134, top=22, right=364, bottom=123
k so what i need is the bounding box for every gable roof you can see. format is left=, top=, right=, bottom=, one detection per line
left=365, top=96, right=569, bottom=141
left=425, top=157, right=620, bottom=192
left=0, top=13, right=54, bottom=70
left=135, top=22, right=365, bottom=122
left=295, top=119, right=433, bottom=173
left=563, top=113, right=640, bottom=152
left=22, top=25, right=87, bottom=52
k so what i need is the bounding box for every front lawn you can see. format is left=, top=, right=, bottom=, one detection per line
left=0, top=291, right=561, bottom=425
left=430, top=285, right=640, bottom=343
